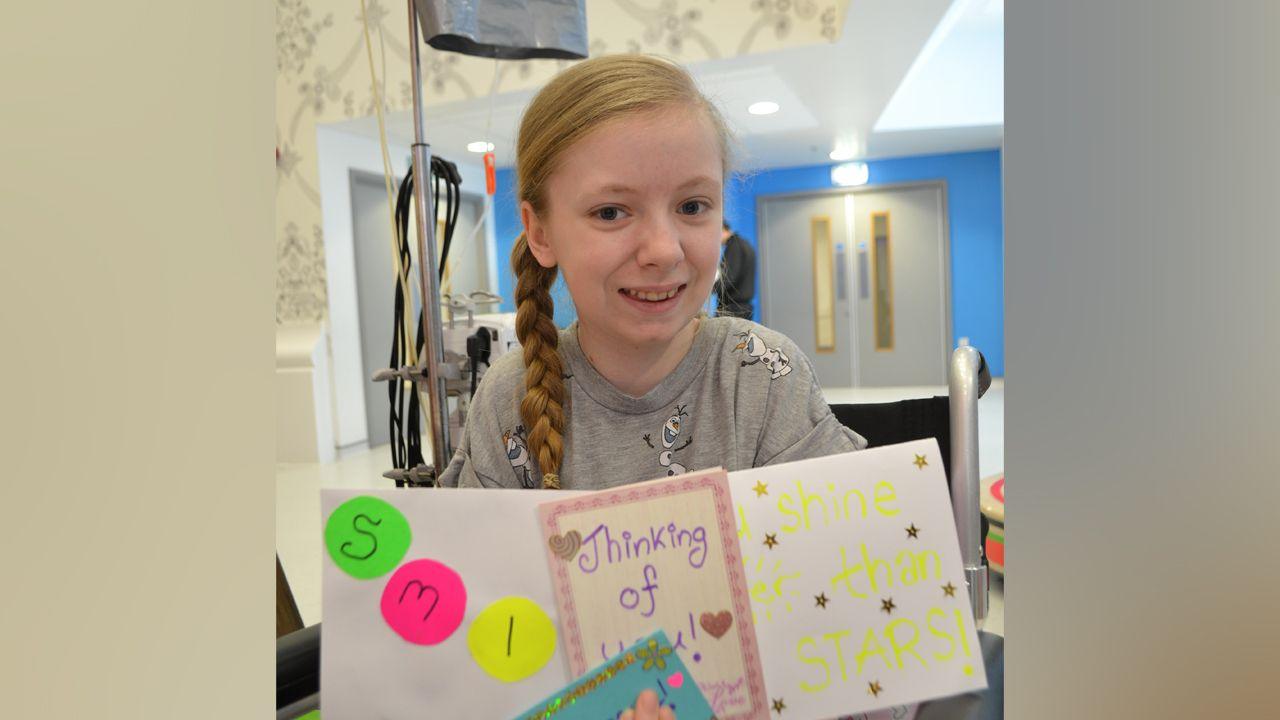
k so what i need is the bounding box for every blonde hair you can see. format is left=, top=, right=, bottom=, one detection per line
left=511, top=54, right=732, bottom=489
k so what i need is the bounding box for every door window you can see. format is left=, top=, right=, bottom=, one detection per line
left=871, top=211, right=894, bottom=351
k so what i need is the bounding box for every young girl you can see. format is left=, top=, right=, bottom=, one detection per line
left=438, top=54, right=883, bottom=720
left=439, top=54, right=866, bottom=494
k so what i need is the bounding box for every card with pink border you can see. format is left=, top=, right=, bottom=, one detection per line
left=537, top=468, right=768, bottom=720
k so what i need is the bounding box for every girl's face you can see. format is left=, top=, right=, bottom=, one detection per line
left=522, top=107, right=724, bottom=353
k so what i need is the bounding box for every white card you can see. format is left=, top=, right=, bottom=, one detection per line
left=319, top=487, right=586, bottom=719
left=731, top=439, right=987, bottom=716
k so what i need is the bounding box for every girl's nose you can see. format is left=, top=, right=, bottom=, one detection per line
left=634, top=216, right=685, bottom=269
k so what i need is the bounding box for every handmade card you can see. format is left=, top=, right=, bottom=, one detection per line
left=320, top=442, right=976, bottom=719
left=513, top=631, right=715, bottom=720
left=320, top=487, right=586, bottom=719
left=731, top=439, right=987, bottom=717
left=537, top=470, right=769, bottom=720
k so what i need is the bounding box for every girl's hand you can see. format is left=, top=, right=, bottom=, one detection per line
left=620, top=689, right=675, bottom=720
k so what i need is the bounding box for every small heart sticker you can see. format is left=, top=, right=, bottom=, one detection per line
left=667, top=671, right=684, bottom=689
left=548, top=530, right=582, bottom=561
left=700, top=610, right=734, bottom=639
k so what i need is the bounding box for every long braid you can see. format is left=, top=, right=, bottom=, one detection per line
left=507, top=54, right=735, bottom=489
left=512, top=233, right=565, bottom=489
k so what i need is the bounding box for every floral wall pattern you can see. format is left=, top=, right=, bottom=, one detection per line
left=275, top=0, right=848, bottom=323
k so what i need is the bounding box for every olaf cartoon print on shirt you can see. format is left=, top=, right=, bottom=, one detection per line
left=642, top=404, right=693, bottom=476
left=734, top=330, right=793, bottom=379
left=502, top=424, right=536, bottom=488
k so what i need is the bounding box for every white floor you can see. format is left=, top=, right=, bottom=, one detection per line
left=276, top=379, right=1005, bottom=633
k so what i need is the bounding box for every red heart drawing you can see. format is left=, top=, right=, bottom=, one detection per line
left=699, top=610, right=733, bottom=639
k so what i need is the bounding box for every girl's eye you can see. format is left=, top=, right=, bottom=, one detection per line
left=678, top=200, right=709, bottom=215
left=594, top=206, right=626, bottom=222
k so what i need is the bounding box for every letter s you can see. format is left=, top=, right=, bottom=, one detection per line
left=797, top=637, right=831, bottom=692
left=339, top=513, right=381, bottom=560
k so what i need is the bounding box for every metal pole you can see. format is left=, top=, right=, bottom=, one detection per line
left=949, top=344, right=988, bottom=627
left=406, top=0, right=451, bottom=476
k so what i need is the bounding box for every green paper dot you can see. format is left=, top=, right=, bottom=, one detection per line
left=325, top=496, right=411, bottom=579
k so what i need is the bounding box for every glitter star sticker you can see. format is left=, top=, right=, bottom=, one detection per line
left=905, top=523, right=920, bottom=539
left=771, top=697, right=786, bottom=714
left=913, top=454, right=928, bottom=469
left=763, top=532, right=779, bottom=549
left=868, top=680, right=883, bottom=697
left=752, top=480, right=769, bottom=497
left=814, top=592, right=829, bottom=609
left=943, top=581, right=958, bottom=598
left=880, top=597, right=896, bottom=614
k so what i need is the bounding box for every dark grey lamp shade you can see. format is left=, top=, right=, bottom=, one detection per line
left=414, top=0, right=588, bottom=60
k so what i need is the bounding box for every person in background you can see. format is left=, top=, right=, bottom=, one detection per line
left=713, top=220, right=756, bottom=320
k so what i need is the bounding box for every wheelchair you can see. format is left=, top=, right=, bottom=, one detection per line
left=276, top=346, right=1003, bottom=719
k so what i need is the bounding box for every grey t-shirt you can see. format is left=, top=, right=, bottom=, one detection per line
left=437, top=316, right=866, bottom=490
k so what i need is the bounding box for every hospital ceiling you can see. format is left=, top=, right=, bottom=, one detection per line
left=332, top=0, right=1003, bottom=171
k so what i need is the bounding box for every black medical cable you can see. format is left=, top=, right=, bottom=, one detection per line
left=386, top=157, right=462, bottom=484
left=387, top=170, right=415, bottom=475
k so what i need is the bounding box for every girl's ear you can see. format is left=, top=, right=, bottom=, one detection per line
left=520, top=201, right=557, bottom=269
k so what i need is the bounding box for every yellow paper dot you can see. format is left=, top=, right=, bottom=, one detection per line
left=467, top=596, right=557, bottom=683
left=964, top=664, right=974, bottom=675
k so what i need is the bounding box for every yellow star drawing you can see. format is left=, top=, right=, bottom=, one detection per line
left=943, top=581, right=958, bottom=598
left=814, top=592, right=829, bottom=609
left=752, top=480, right=769, bottom=497
left=868, top=680, right=883, bottom=697
left=771, top=697, right=786, bottom=713
left=905, top=523, right=920, bottom=539
left=913, top=454, right=928, bottom=469
left=763, top=532, right=779, bottom=549
left=880, top=597, right=896, bottom=614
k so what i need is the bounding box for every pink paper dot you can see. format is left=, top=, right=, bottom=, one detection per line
left=667, top=671, right=685, bottom=689
left=380, top=559, right=467, bottom=645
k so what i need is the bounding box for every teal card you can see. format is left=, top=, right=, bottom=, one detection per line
left=513, top=631, right=715, bottom=720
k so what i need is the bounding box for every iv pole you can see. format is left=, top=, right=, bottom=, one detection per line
left=405, top=0, right=451, bottom=478
left=391, top=0, right=586, bottom=483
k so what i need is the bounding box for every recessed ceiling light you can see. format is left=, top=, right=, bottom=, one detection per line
left=829, top=147, right=858, bottom=161
left=748, top=101, right=780, bottom=116
left=831, top=162, right=869, bottom=187
left=467, top=141, right=495, bottom=153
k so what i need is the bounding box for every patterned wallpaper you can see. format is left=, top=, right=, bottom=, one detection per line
left=275, top=0, right=848, bottom=323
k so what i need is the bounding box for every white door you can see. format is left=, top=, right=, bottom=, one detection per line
left=851, top=184, right=950, bottom=386
left=759, top=182, right=951, bottom=387
left=758, top=192, right=855, bottom=386
left=350, top=172, right=399, bottom=448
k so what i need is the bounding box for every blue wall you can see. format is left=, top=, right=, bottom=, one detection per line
left=493, top=166, right=520, bottom=312
left=492, top=149, right=1004, bottom=375
left=492, top=167, right=579, bottom=328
